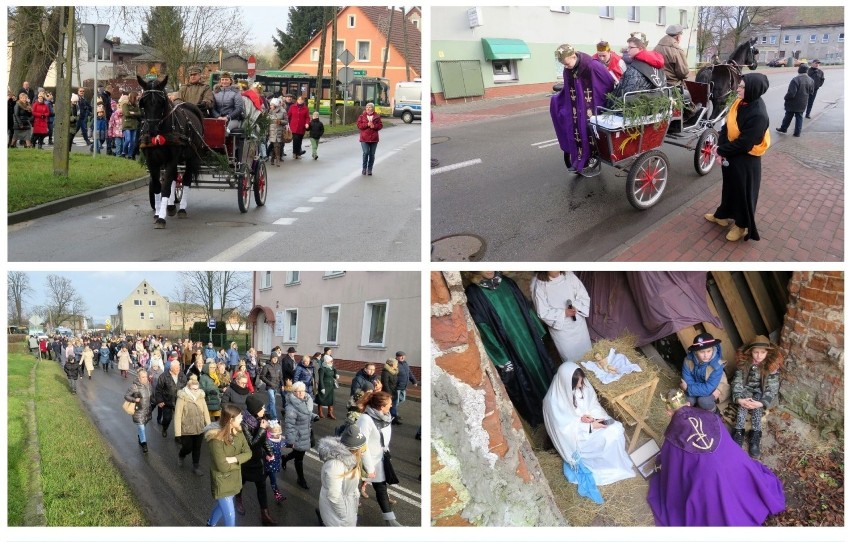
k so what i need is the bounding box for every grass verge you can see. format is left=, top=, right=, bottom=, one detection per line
left=7, top=350, right=148, bottom=525
left=7, top=150, right=146, bottom=213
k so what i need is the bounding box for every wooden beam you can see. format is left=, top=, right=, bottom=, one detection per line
left=712, top=271, right=756, bottom=348
left=676, top=324, right=700, bottom=352
left=702, top=290, right=737, bottom=367
left=744, top=271, right=782, bottom=333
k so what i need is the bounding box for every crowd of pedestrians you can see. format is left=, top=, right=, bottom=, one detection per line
left=41, top=331, right=416, bottom=527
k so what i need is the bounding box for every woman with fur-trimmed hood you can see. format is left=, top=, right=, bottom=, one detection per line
left=731, top=335, right=782, bottom=458
left=316, top=425, right=367, bottom=526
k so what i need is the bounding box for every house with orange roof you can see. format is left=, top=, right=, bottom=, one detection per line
left=281, top=6, right=421, bottom=103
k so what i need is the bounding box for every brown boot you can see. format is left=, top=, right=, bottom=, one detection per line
left=328, top=405, right=336, bottom=420
left=317, top=406, right=325, bottom=418
left=260, top=509, right=278, bottom=526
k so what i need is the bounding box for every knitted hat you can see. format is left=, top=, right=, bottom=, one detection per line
left=339, top=424, right=367, bottom=449
left=246, top=393, right=266, bottom=416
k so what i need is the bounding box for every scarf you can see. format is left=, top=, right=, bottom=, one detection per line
left=384, top=362, right=399, bottom=376
left=365, top=405, right=391, bottom=429
left=726, top=98, right=770, bottom=157
left=478, top=273, right=503, bottom=290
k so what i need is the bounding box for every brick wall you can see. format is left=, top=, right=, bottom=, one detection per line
left=779, top=271, right=844, bottom=437
left=431, top=271, right=564, bottom=526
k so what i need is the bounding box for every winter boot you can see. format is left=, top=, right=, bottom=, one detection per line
left=749, top=430, right=762, bottom=458
left=260, top=508, right=278, bottom=526
left=141, top=442, right=149, bottom=454
left=235, top=493, right=245, bottom=515
left=328, top=405, right=336, bottom=420
left=383, top=512, right=402, bottom=526
left=192, top=464, right=204, bottom=476
left=732, top=428, right=745, bottom=447
left=273, top=488, right=285, bottom=503
left=295, top=462, right=309, bottom=489
left=317, top=406, right=325, bottom=418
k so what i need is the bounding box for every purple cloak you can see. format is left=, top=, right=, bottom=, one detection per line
left=647, top=406, right=786, bottom=526
left=550, top=51, right=615, bottom=170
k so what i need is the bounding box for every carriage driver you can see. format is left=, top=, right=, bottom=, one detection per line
left=655, top=25, right=696, bottom=119
left=177, top=66, right=214, bottom=116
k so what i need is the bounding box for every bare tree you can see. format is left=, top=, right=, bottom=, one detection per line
left=380, top=7, right=395, bottom=77
left=7, top=272, right=33, bottom=327
left=313, top=7, right=331, bottom=114
left=180, top=271, right=250, bottom=326
left=181, top=271, right=217, bottom=319
left=171, top=282, right=193, bottom=335
left=7, top=7, right=64, bottom=90
left=217, top=272, right=251, bottom=326
left=39, top=274, right=87, bottom=331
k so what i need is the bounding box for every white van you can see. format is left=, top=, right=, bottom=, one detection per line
left=392, top=79, right=422, bottom=123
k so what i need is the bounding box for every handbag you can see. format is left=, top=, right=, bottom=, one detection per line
left=282, top=127, right=293, bottom=143
left=122, top=400, right=136, bottom=415
left=380, top=432, right=400, bottom=485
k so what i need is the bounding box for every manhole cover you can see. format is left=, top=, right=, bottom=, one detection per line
left=206, top=221, right=257, bottom=227
left=431, top=136, right=450, bottom=145
left=431, top=234, right=486, bottom=261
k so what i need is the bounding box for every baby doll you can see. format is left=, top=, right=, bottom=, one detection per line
left=593, top=349, right=618, bottom=374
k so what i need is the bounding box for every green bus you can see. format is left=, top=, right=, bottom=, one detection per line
left=208, top=70, right=391, bottom=116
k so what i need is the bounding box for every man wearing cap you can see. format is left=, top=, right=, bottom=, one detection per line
left=178, top=66, right=214, bottom=116
left=805, top=59, right=825, bottom=118
left=391, top=351, right=417, bottom=425
left=595, top=40, right=626, bottom=83
left=776, top=64, right=813, bottom=137
left=550, top=43, right=614, bottom=173
left=655, top=25, right=697, bottom=120
left=680, top=333, right=729, bottom=412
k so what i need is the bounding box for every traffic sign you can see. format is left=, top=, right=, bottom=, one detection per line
left=207, top=318, right=216, bottom=329
left=338, top=67, right=354, bottom=82
left=247, top=55, right=256, bottom=78
left=353, top=69, right=367, bottom=76
left=338, top=48, right=354, bottom=66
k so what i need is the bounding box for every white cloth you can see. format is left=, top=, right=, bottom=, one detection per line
left=531, top=273, right=593, bottom=363
left=543, top=362, right=635, bottom=485
left=581, top=347, right=643, bottom=384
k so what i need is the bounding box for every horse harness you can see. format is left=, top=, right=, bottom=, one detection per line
left=139, top=89, right=200, bottom=150
left=707, top=62, right=743, bottom=104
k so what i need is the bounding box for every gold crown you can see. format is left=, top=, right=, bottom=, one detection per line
left=555, top=44, right=576, bottom=62
left=660, top=389, right=688, bottom=410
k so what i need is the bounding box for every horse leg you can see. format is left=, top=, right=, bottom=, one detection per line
left=149, top=161, right=162, bottom=214
left=155, top=161, right=175, bottom=228
left=179, top=154, right=198, bottom=216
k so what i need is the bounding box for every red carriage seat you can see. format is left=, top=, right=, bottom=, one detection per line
left=203, top=118, right=227, bottom=150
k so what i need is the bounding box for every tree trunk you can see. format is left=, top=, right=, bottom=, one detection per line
left=8, top=7, right=64, bottom=91
left=381, top=8, right=394, bottom=78
left=401, top=8, right=410, bottom=81
left=314, top=7, right=330, bottom=114
left=53, top=7, right=74, bottom=177
left=329, top=7, right=338, bottom=126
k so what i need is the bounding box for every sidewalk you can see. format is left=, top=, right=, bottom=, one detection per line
left=610, top=128, right=843, bottom=262
left=433, top=93, right=551, bottom=129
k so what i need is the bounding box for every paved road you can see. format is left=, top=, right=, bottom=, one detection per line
left=431, top=68, right=843, bottom=261
left=9, top=124, right=421, bottom=262
left=67, top=363, right=422, bottom=527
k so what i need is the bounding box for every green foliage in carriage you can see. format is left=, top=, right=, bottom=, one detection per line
left=605, top=87, right=685, bottom=131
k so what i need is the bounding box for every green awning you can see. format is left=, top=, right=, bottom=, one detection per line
left=481, top=38, right=531, bottom=60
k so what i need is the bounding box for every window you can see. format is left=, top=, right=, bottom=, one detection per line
left=149, top=312, right=154, bottom=320
left=783, top=35, right=790, bottom=44
left=810, top=34, right=817, bottom=43
left=134, top=299, right=142, bottom=306
left=839, top=33, right=845, bottom=42
left=822, top=33, right=829, bottom=43
left=760, top=36, right=767, bottom=44
left=260, top=271, right=272, bottom=289
left=323, top=271, right=345, bottom=278
left=549, top=6, right=570, bottom=14
left=148, top=300, right=156, bottom=306
left=657, top=7, right=666, bottom=25
left=334, top=40, right=345, bottom=59
left=411, top=19, right=419, bottom=29
left=139, top=312, right=145, bottom=320
left=628, top=7, right=639, bottom=22
left=491, top=59, right=518, bottom=83
left=310, top=48, right=319, bottom=61
left=357, top=40, right=370, bottom=62
left=321, top=305, right=340, bottom=344
left=362, top=300, right=388, bottom=346
left=284, top=309, right=298, bottom=342
left=679, top=9, right=687, bottom=27
left=770, top=36, right=777, bottom=45
left=348, top=14, right=355, bottom=28
left=795, top=34, right=801, bottom=43
left=380, top=47, right=390, bottom=63
left=285, top=271, right=300, bottom=285
left=599, top=7, right=613, bottom=19
left=144, top=288, right=147, bottom=294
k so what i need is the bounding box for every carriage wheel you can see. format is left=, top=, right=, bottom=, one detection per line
left=694, top=128, right=719, bottom=176
left=626, top=150, right=669, bottom=210
left=174, top=173, right=184, bottom=204
left=253, top=161, right=267, bottom=207
left=237, top=174, right=250, bottom=213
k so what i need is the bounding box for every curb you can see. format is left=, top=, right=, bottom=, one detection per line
left=8, top=176, right=150, bottom=226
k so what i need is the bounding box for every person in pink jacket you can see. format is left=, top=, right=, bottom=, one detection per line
left=356, top=102, right=383, bottom=175
left=287, top=95, right=311, bottom=159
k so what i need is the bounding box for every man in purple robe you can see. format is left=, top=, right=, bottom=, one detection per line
left=648, top=389, right=786, bottom=526
left=550, top=44, right=614, bottom=172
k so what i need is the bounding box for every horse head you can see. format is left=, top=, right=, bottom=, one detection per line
left=747, top=37, right=759, bottom=70
left=137, top=75, right=171, bottom=138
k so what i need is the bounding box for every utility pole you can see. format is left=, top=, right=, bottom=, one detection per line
left=53, top=6, right=74, bottom=177
left=401, top=7, right=411, bottom=82
left=330, top=7, right=338, bottom=126
left=381, top=7, right=394, bottom=77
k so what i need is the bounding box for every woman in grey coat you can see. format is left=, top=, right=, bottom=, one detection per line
left=316, top=425, right=367, bottom=526
left=283, top=381, right=317, bottom=489
left=124, top=368, right=153, bottom=453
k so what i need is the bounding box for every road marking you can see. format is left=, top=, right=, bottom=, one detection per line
left=531, top=137, right=559, bottom=146
left=207, top=231, right=276, bottom=261
left=536, top=141, right=560, bottom=149
left=324, top=138, right=421, bottom=194
left=293, top=206, right=313, bottom=213
left=273, top=218, right=297, bottom=225
left=430, top=158, right=482, bottom=176
left=308, top=196, right=327, bottom=203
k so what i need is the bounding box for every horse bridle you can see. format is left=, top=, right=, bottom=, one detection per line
left=140, top=89, right=179, bottom=136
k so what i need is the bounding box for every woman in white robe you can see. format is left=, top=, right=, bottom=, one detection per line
left=531, top=272, right=592, bottom=363
left=543, top=361, right=635, bottom=485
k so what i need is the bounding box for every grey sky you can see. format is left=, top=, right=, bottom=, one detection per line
left=23, top=272, right=182, bottom=324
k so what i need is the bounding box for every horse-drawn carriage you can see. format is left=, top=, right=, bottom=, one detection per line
left=137, top=75, right=267, bottom=229
left=562, top=38, right=758, bottom=210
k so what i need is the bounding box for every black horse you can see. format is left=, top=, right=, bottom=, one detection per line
left=695, top=38, right=759, bottom=117
left=136, top=75, right=204, bottom=229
